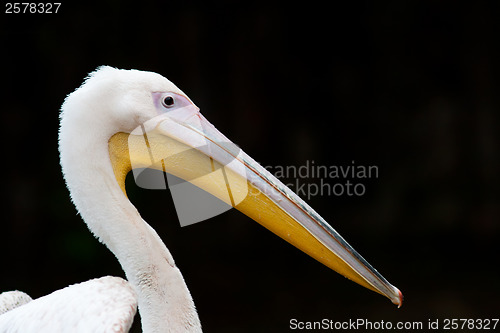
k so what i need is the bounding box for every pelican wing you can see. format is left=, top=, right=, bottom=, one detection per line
left=0, top=276, right=137, bottom=333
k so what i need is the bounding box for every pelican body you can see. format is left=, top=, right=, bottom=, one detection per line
left=0, top=67, right=402, bottom=332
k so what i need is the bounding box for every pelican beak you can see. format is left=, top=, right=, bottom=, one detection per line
left=108, top=103, right=403, bottom=307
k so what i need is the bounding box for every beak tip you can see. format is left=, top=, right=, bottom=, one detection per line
left=392, top=287, right=404, bottom=308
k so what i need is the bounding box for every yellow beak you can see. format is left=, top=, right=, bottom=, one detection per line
left=108, top=107, right=403, bottom=307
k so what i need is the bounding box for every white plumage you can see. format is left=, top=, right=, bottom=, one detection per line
left=0, top=291, right=32, bottom=316
left=0, top=277, right=136, bottom=332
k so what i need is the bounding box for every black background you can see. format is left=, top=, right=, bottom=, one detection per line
left=1, top=1, right=499, bottom=332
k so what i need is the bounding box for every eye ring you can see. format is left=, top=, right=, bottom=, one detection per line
left=162, top=95, right=175, bottom=108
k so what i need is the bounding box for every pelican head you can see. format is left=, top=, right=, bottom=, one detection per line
left=60, top=67, right=190, bottom=138
left=58, top=66, right=401, bottom=330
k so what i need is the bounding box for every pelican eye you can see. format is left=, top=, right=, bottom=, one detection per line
left=162, top=96, right=175, bottom=108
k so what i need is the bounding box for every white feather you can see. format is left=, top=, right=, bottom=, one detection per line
left=0, top=277, right=136, bottom=332
left=0, top=291, right=32, bottom=315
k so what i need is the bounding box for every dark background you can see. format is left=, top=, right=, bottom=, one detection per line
left=1, top=1, right=499, bottom=332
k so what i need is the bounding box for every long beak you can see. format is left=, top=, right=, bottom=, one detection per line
left=108, top=104, right=403, bottom=307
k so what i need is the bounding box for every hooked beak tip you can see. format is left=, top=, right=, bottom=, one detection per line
left=393, top=288, right=403, bottom=308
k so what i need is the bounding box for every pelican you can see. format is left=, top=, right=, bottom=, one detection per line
left=0, top=67, right=402, bottom=332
